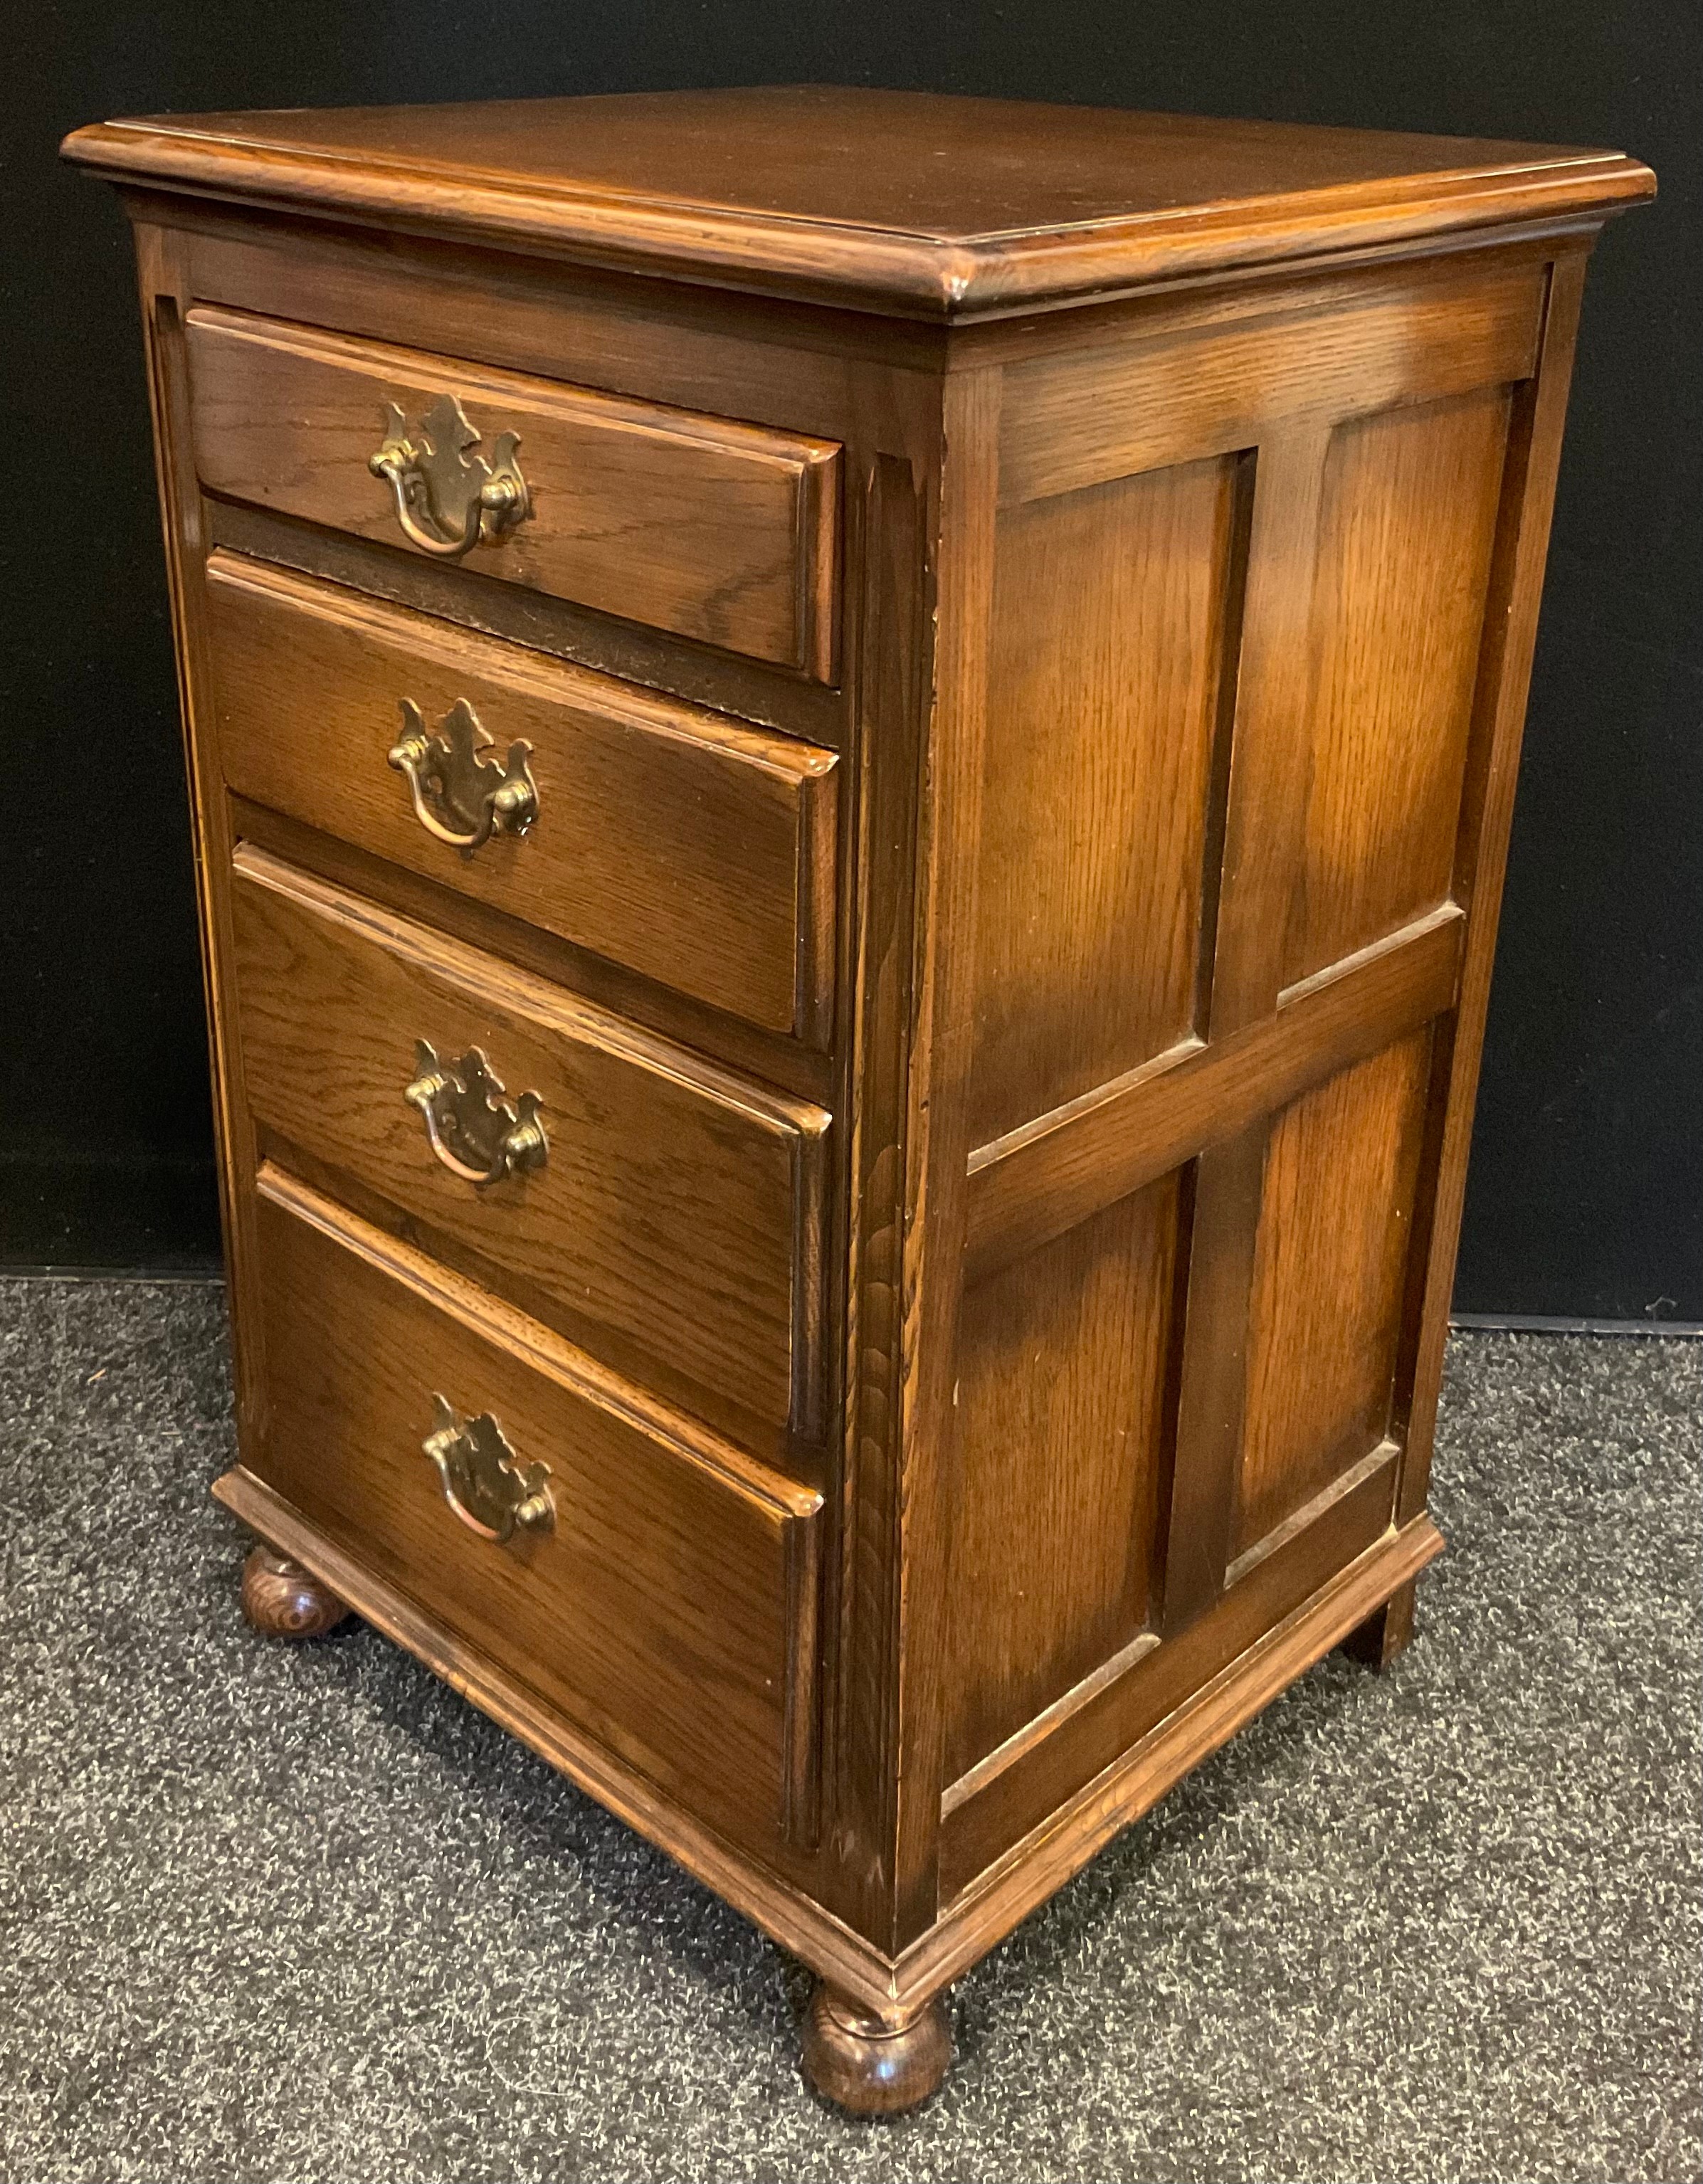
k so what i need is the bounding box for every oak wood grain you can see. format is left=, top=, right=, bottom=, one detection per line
left=932, top=1502, right=1440, bottom=1924
left=64, top=90, right=1652, bottom=317
left=944, top=1183, right=1182, bottom=1780
left=939, top=1452, right=1411, bottom=1896
left=78, top=97, right=1647, bottom=2094
left=229, top=794, right=837, bottom=1115
left=882, top=364, right=1002, bottom=1951
left=211, top=497, right=850, bottom=747
left=1151, top=427, right=1334, bottom=1636
left=206, top=552, right=839, bottom=1040
left=1157, top=1134, right=1268, bottom=1635
left=1236, top=1032, right=1434, bottom=1554
left=969, top=453, right=1245, bottom=1143
left=1398, top=252, right=1593, bottom=1528
left=132, top=233, right=275, bottom=1454
left=216, top=1454, right=1433, bottom=2022
left=965, top=905, right=1464, bottom=1282
left=230, top=845, right=830, bottom=1433
left=249, top=1169, right=823, bottom=1849
left=187, top=305, right=841, bottom=677
left=999, top=263, right=1540, bottom=505
left=1284, top=387, right=1514, bottom=985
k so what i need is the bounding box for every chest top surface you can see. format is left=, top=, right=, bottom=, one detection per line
left=63, top=85, right=1652, bottom=318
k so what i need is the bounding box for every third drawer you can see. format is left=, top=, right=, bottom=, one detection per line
left=229, top=842, right=831, bottom=1437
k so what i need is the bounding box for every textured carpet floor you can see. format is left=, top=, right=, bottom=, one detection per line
left=0, top=1280, right=1697, bottom=2184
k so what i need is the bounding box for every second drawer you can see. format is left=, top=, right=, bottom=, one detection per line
left=206, top=553, right=839, bottom=1044
left=230, top=843, right=830, bottom=1435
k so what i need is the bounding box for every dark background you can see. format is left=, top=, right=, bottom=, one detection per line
left=7, top=2, right=1699, bottom=1319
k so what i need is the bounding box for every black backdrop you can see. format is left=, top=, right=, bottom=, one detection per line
left=8, top=1, right=1699, bottom=1319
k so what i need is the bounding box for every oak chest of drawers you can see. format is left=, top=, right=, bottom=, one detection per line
left=65, top=88, right=1652, bottom=2111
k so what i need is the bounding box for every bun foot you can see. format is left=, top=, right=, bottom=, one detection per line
left=241, top=1546, right=349, bottom=1638
left=1341, top=1577, right=1415, bottom=1671
left=801, top=1983, right=951, bottom=2115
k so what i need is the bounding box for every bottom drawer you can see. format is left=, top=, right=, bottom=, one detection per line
left=246, top=1166, right=823, bottom=1851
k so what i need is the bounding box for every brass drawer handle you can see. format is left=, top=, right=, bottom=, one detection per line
left=422, top=1395, right=554, bottom=1543
left=404, top=1040, right=547, bottom=1188
left=387, top=697, right=537, bottom=853
left=368, top=391, right=530, bottom=560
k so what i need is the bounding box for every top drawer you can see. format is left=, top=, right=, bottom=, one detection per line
left=185, top=306, right=842, bottom=680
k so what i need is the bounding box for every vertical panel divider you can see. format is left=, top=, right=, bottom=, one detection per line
left=1396, top=250, right=1591, bottom=1527
left=838, top=448, right=929, bottom=1944
left=1159, top=428, right=1334, bottom=1638
left=133, top=223, right=271, bottom=1448
left=887, top=364, right=1002, bottom=1948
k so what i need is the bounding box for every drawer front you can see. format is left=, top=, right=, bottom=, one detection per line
left=207, top=554, right=838, bottom=1042
left=230, top=845, right=829, bottom=1434
left=250, top=1170, right=822, bottom=1848
left=186, top=307, right=840, bottom=679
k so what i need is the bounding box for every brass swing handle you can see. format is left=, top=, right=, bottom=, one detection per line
left=421, top=1394, right=554, bottom=1544
left=387, top=698, right=537, bottom=853
left=403, top=1040, right=548, bottom=1189
left=368, top=391, right=530, bottom=561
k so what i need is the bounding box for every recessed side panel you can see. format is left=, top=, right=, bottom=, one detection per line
left=1283, top=388, right=1513, bottom=988
left=1234, top=1028, right=1434, bottom=1559
left=969, top=455, right=1245, bottom=1146
left=943, top=1178, right=1184, bottom=1784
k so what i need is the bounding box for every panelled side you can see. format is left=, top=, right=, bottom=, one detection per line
left=938, top=243, right=1577, bottom=1901
left=942, top=436, right=1245, bottom=1790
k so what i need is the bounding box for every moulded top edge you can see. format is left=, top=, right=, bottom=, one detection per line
left=61, top=88, right=1656, bottom=322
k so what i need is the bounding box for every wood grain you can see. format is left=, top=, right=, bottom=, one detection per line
left=939, top=1451, right=1411, bottom=1895
left=882, top=364, right=1003, bottom=1951
left=230, top=845, right=829, bottom=1434
left=835, top=452, right=934, bottom=1939
left=801, top=1985, right=951, bottom=2114
left=63, top=90, right=1653, bottom=317
left=1149, top=428, right=1333, bottom=1636
left=211, top=497, right=850, bottom=748
left=1203, top=430, right=1334, bottom=1029
left=250, top=1169, right=823, bottom=1850
left=206, top=552, right=839, bottom=1041
left=1398, top=251, right=1593, bottom=1528
left=969, top=454, right=1244, bottom=1142
left=1236, top=1032, right=1434, bottom=1555
left=1157, top=1134, right=1268, bottom=1635
left=944, top=1181, right=1183, bottom=1781
left=79, top=93, right=1646, bottom=2088
left=1284, top=388, right=1514, bottom=985
left=130, top=231, right=283, bottom=1458
left=186, top=305, right=841, bottom=677
left=966, top=905, right=1463, bottom=1282
left=999, top=263, right=1540, bottom=504
left=230, top=793, right=837, bottom=1116
left=239, top=1544, right=348, bottom=1637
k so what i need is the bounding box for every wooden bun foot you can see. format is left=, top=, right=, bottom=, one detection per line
left=241, top=1546, right=349, bottom=1638
left=801, top=1983, right=951, bottom=2114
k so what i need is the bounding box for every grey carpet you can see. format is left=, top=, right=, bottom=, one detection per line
left=0, top=1278, right=1697, bottom=2184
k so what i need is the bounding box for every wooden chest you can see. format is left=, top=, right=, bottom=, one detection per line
left=65, top=88, right=1652, bottom=2110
